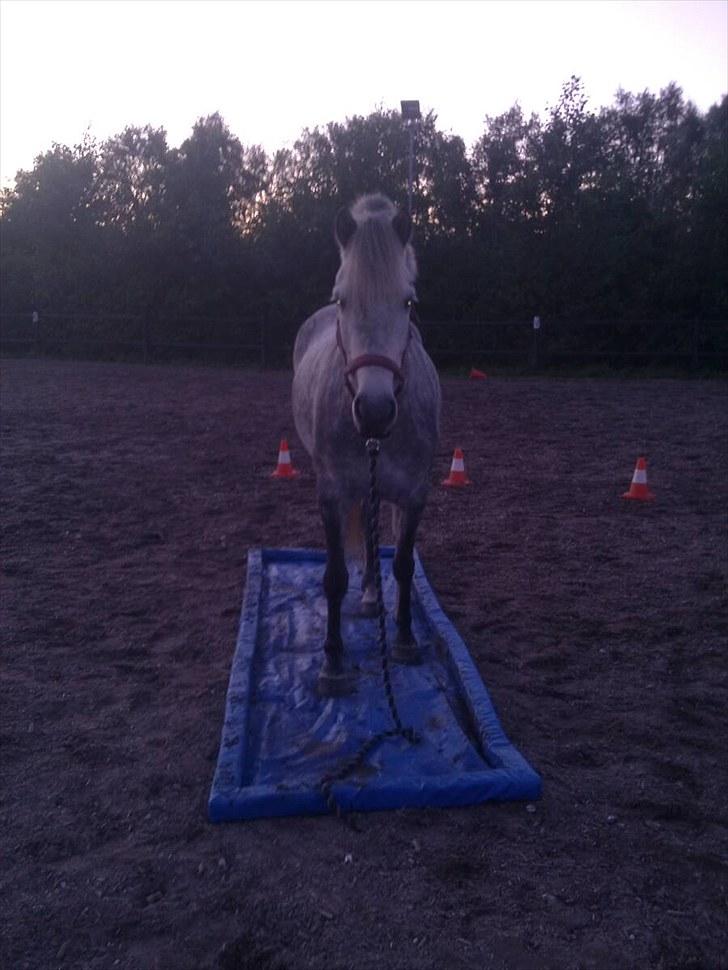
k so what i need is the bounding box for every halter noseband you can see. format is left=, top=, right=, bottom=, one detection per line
left=335, top=303, right=415, bottom=398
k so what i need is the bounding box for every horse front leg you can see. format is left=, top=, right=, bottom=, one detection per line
left=391, top=503, right=423, bottom=665
left=318, top=497, right=353, bottom=695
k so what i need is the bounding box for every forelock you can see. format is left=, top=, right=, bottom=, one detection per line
left=336, top=194, right=417, bottom=307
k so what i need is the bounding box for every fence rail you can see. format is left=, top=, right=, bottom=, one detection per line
left=1, top=311, right=726, bottom=371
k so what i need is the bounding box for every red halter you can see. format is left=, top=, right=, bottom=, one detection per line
left=335, top=309, right=414, bottom=399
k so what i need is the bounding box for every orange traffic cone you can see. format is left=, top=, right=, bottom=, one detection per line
left=271, top=438, right=300, bottom=479
left=469, top=368, right=487, bottom=380
left=442, top=447, right=472, bottom=487
left=622, top=457, right=654, bottom=501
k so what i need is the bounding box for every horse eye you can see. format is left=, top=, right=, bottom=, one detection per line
left=337, top=298, right=346, bottom=310
left=405, top=299, right=412, bottom=309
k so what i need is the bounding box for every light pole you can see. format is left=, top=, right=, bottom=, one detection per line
left=400, top=100, right=421, bottom=217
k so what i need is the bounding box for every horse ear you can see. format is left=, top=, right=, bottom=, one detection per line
left=392, top=209, right=412, bottom=247
left=335, top=207, right=357, bottom=249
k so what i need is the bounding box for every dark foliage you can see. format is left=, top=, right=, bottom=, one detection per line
left=1, top=81, right=726, bottom=361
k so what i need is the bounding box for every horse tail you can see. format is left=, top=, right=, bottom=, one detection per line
left=344, top=501, right=366, bottom=564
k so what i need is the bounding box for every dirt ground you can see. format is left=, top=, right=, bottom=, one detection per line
left=1, top=358, right=727, bottom=970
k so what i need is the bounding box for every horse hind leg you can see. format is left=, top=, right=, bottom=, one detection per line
left=391, top=503, right=423, bottom=665
left=360, top=499, right=378, bottom=617
left=361, top=501, right=401, bottom=616
left=318, top=497, right=355, bottom=696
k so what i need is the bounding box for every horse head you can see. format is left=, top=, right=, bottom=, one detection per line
left=332, top=194, right=417, bottom=439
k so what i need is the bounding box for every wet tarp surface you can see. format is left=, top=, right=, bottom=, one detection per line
left=209, top=548, right=541, bottom=821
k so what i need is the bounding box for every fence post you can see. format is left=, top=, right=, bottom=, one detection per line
left=142, top=313, right=151, bottom=364
left=259, top=307, right=267, bottom=369
left=691, top=319, right=699, bottom=372
left=530, top=315, right=541, bottom=370
left=32, top=310, right=41, bottom=356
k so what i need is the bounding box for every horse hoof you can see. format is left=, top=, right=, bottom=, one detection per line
left=391, top=637, right=422, bottom=665
left=317, top=666, right=356, bottom=697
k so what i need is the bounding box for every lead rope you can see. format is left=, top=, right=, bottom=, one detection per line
left=320, top=437, right=420, bottom=824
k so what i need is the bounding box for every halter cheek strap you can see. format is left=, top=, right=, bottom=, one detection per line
left=335, top=314, right=413, bottom=399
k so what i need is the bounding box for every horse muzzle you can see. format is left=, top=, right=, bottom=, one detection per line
left=352, top=391, right=398, bottom=439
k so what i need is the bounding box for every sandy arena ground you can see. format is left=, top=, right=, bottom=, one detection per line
left=1, top=358, right=727, bottom=970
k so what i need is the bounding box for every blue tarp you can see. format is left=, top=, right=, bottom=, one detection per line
left=209, top=548, right=541, bottom=821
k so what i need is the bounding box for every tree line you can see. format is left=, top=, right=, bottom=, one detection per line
left=1, top=77, right=726, bottom=356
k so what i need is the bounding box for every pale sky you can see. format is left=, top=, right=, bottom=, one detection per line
left=1, top=0, right=726, bottom=187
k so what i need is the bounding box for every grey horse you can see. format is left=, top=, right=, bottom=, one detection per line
left=292, top=194, right=441, bottom=695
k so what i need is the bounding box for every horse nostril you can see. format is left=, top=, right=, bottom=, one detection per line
left=386, top=398, right=397, bottom=427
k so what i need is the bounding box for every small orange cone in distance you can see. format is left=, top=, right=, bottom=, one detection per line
left=622, top=457, right=654, bottom=501
left=271, top=438, right=300, bottom=479
left=442, top=447, right=472, bottom=487
left=469, top=368, right=487, bottom=380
